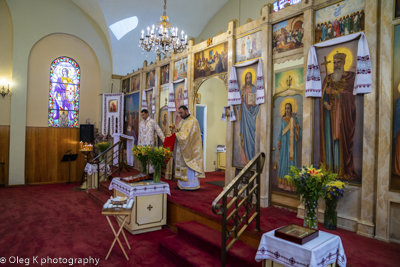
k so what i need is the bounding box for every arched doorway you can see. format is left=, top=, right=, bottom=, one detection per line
left=196, top=77, right=227, bottom=172
left=292, top=21, right=303, bottom=31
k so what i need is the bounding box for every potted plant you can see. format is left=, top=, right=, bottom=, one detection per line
left=146, top=146, right=173, bottom=183
left=286, top=165, right=336, bottom=229
left=323, top=180, right=347, bottom=230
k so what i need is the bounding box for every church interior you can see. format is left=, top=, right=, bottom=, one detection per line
left=1, top=0, right=400, bottom=266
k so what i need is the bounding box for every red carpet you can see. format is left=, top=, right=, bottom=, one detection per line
left=4, top=171, right=399, bottom=267
left=163, top=171, right=400, bottom=267
left=0, top=183, right=176, bottom=267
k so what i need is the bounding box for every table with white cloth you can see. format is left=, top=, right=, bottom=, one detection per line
left=255, top=228, right=346, bottom=267
left=109, top=178, right=170, bottom=235
left=84, top=163, right=111, bottom=189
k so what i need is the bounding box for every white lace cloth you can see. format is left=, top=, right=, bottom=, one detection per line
left=109, top=178, right=171, bottom=200
left=255, top=228, right=346, bottom=267
left=84, top=163, right=111, bottom=175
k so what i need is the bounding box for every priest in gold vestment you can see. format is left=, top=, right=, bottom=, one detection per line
left=171, top=105, right=204, bottom=190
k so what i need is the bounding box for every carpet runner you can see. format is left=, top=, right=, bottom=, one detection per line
left=158, top=221, right=261, bottom=267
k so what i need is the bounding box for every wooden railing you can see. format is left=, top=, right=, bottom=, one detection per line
left=91, top=141, right=124, bottom=192
left=211, top=152, right=266, bottom=267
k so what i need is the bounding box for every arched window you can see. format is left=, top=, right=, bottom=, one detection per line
left=48, top=56, right=81, bottom=127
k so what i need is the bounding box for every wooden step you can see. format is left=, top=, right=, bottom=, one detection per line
left=176, top=221, right=261, bottom=267
left=87, top=186, right=112, bottom=207
left=158, top=235, right=232, bottom=267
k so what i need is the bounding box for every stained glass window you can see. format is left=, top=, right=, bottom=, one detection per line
left=48, top=57, right=80, bottom=127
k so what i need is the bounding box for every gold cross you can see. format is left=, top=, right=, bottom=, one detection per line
left=321, top=56, right=331, bottom=75
left=147, top=204, right=153, bottom=211
left=286, top=75, right=292, bottom=89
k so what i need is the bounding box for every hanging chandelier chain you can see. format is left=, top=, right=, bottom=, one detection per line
left=163, top=0, right=167, bottom=16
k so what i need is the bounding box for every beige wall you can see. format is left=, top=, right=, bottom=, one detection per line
left=0, top=0, right=13, bottom=126
left=6, top=0, right=113, bottom=185
left=27, top=33, right=100, bottom=127
left=198, top=77, right=227, bottom=171
left=195, top=0, right=274, bottom=44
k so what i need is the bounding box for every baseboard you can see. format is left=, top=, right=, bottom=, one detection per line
left=297, top=206, right=376, bottom=235
left=374, top=236, right=389, bottom=243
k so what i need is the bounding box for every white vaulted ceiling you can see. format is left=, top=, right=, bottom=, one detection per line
left=72, top=0, right=229, bottom=75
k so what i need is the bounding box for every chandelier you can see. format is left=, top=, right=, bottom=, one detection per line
left=139, top=0, right=188, bottom=56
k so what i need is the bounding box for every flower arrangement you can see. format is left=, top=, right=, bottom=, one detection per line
left=131, top=146, right=172, bottom=182
left=147, top=147, right=173, bottom=166
left=132, top=145, right=149, bottom=174
left=93, top=131, right=112, bottom=157
left=323, top=180, right=347, bottom=230
left=324, top=180, right=347, bottom=201
left=95, top=141, right=111, bottom=161
left=286, top=165, right=336, bottom=229
left=147, top=146, right=173, bottom=183
left=95, top=141, right=112, bottom=153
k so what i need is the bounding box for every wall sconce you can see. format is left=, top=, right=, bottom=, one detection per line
left=0, top=84, right=10, bottom=98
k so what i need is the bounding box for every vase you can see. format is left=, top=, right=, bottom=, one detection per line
left=303, top=199, right=318, bottom=230
left=324, top=198, right=338, bottom=230
left=140, top=160, right=148, bottom=175
left=153, top=164, right=161, bottom=183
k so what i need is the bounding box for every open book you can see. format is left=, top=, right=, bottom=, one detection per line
left=247, top=92, right=257, bottom=105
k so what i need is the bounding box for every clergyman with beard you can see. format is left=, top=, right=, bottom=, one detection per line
left=319, top=51, right=359, bottom=180
left=239, top=71, right=259, bottom=165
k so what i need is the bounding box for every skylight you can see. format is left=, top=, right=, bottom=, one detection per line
left=109, top=16, right=139, bottom=40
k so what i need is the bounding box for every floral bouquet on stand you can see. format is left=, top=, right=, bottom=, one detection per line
left=323, top=181, right=347, bottom=230
left=132, top=145, right=149, bottom=175
left=93, top=131, right=112, bottom=158
left=286, top=165, right=336, bottom=229
left=146, top=147, right=173, bottom=183
left=95, top=141, right=111, bottom=161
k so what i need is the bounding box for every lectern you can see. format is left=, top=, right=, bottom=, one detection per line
left=113, top=133, right=135, bottom=166
left=61, top=152, right=78, bottom=185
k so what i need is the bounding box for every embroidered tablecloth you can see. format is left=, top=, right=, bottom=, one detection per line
left=109, top=178, right=171, bottom=200
left=255, top=228, right=347, bottom=267
left=84, top=163, right=111, bottom=175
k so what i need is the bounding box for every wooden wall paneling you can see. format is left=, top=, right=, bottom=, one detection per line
left=0, top=126, right=10, bottom=186
left=25, top=127, right=85, bottom=184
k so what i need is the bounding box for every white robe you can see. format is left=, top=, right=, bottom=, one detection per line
left=138, top=117, right=165, bottom=173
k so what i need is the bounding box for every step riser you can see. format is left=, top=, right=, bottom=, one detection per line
left=158, top=235, right=228, bottom=267
left=175, top=221, right=261, bottom=267
left=87, top=191, right=105, bottom=207
left=159, top=243, right=193, bottom=267
left=178, top=228, right=254, bottom=267
left=178, top=228, right=221, bottom=260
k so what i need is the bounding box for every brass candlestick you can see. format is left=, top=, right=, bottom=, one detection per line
left=79, top=150, right=91, bottom=190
